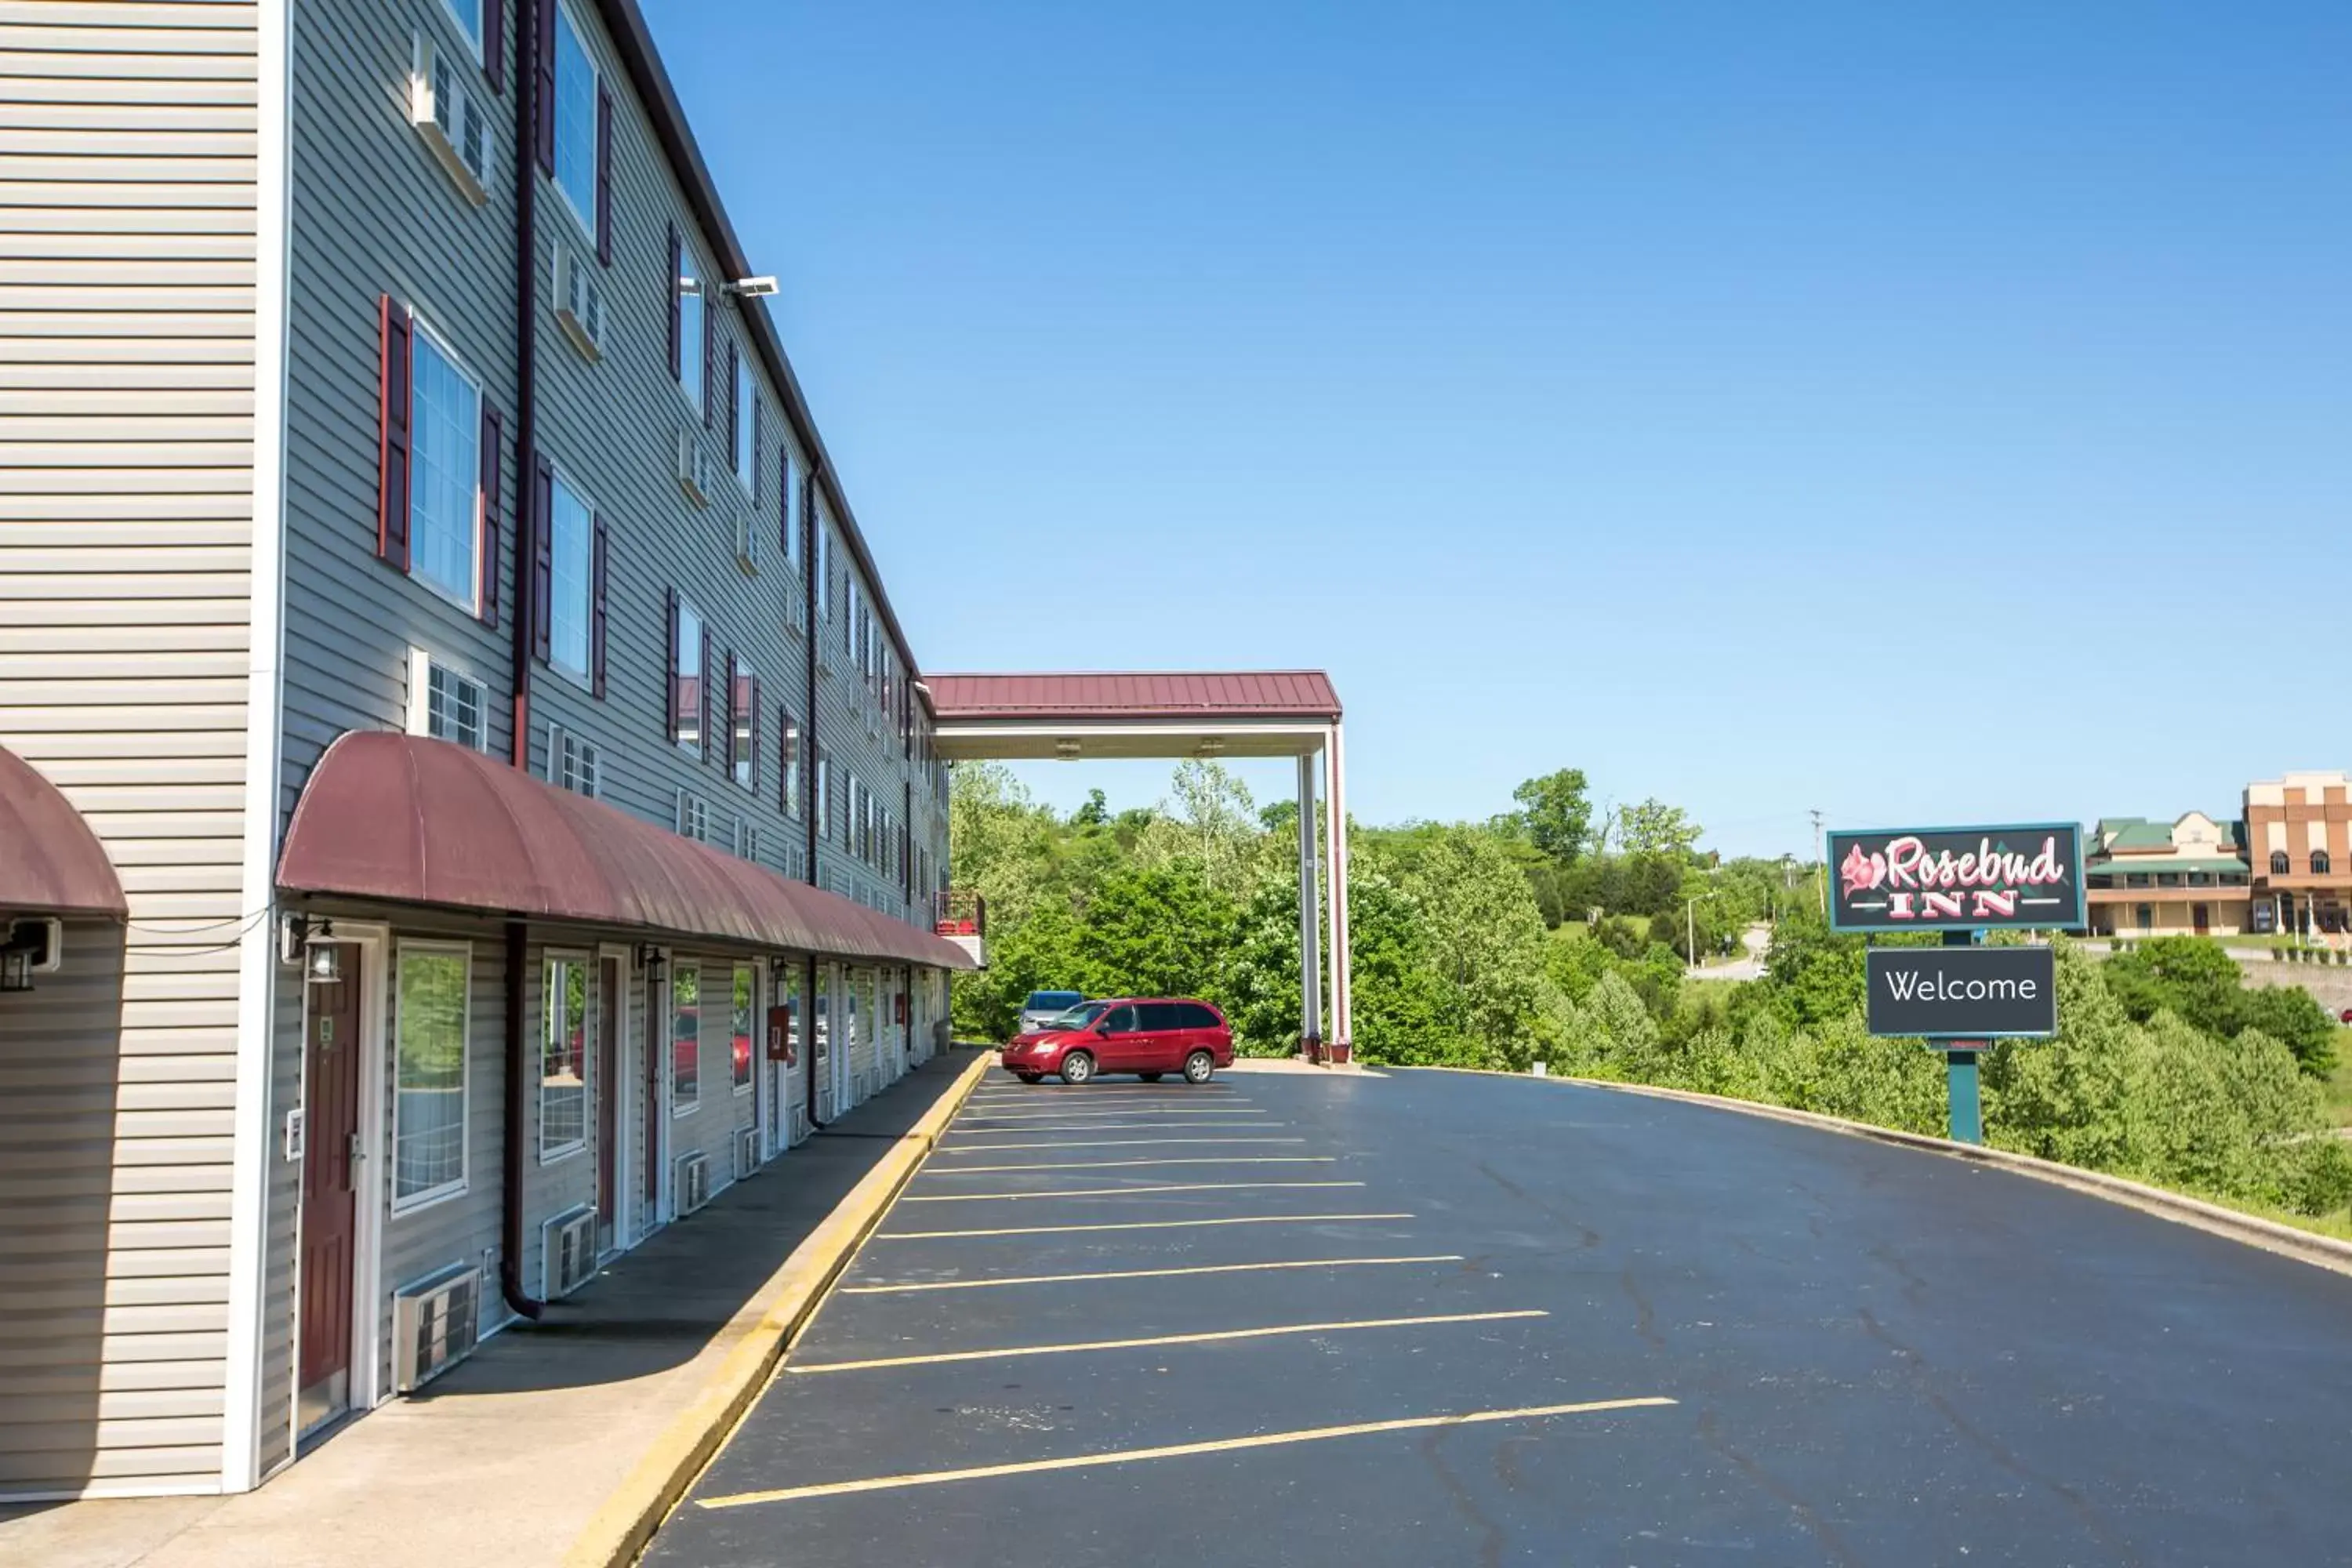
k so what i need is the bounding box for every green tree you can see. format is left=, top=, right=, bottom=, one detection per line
left=1511, top=768, right=1594, bottom=865
left=1616, top=798, right=1703, bottom=860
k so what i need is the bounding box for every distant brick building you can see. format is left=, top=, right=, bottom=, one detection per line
left=2247, top=771, right=2352, bottom=938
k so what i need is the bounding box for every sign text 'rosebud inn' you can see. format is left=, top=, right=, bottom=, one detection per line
left=1827, top=823, right=2085, bottom=934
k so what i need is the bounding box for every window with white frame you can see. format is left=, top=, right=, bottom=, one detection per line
left=670, top=961, right=699, bottom=1112
left=548, top=722, right=601, bottom=797
left=550, top=2, right=598, bottom=234
left=409, top=325, right=482, bottom=611
left=781, top=713, right=801, bottom=818
left=733, top=352, right=757, bottom=493
left=394, top=944, right=470, bottom=1208
left=549, top=469, right=593, bottom=680
left=676, top=788, right=710, bottom=843
left=731, top=964, right=755, bottom=1093
left=540, top=955, right=587, bottom=1159
left=673, top=598, right=704, bottom=753
left=733, top=815, right=757, bottom=862
left=731, top=662, right=756, bottom=790
left=677, top=246, right=705, bottom=412
left=781, top=448, right=800, bottom=571
left=814, top=517, right=830, bottom=622
left=815, top=747, right=830, bottom=838
left=441, top=0, right=484, bottom=56
left=408, top=649, right=488, bottom=750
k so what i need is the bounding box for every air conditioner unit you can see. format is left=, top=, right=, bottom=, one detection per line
left=676, top=1150, right=711, bottom=1215
left=411, top=34, right=492, bottom=206
left=554, top=241, right=605, bottom=362
left=676, top=428, right=713, bottom=508
left=733, top=1123, right=760, bottom=1180
left=393, top=1262, right=481, bottom=1394
left=540, top=1204, right=597, bottom=1301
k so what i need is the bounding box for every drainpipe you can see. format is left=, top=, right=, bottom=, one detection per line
left=500, top=921, right=544, bottom=1319
left=804, top=469, right=826, bottom=1130
left=499, top=0, right=546, bottom=1321
left=507, top=0, right=543, bottom=773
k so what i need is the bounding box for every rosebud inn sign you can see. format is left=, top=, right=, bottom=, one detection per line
left=1828, top=823, right=2084, bottom=934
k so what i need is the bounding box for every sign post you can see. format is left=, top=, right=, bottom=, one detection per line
left=1840, top=824, right=2078, bottom=1145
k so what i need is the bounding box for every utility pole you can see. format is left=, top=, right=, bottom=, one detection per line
left=1810, top=808, right=1826, bottom=914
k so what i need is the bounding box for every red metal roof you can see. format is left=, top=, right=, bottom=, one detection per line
left=0, top=745, right=125, bottom=919
left=924, top=671, right=1341, bottom=724
left=277, top=732, right=971, bottom=970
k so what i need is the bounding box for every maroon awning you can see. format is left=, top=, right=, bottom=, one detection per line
left=0, top=745, right=126, bottom=920
left=924, top=670, right=1341, bottom=723
left=277, top=731, right=972, bottom=970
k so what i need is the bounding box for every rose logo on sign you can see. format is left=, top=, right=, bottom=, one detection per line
left=1826, top=823, right=2085, bottom=935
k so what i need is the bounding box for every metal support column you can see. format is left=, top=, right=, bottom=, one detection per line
left=1297, top=751, right=1323, bottom=1051
left=1325, top=721, right=1354, bottom=1062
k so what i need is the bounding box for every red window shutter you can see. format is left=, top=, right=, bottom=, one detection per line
left=594, top=86, right=613, bottom=265
left=665, top=224, right=681, bottom=381
left=701, top=303, right=714, bottom=429
left=590, top=514, right=608, bottom=699
left=530, top=455, right=554, bottom=664
left=378, top=296, right=412, bottom=572
left=478, top=403, right=503, bottom=628
left=776, top=706, right=792, bottom=815
left=723, top=649, right=738, bottom=774
left=484, top=0, right=506, bottom=91
left=725, top=341, right=738, bottom=458
left=533, top=0, right=556, bottom=173
left=777, top=449, right=792, bottom=558
left=750, top=396, right=760, bottom=504
left=665, top=588, right=680, bottom=741
left=749, top=675, right=762, bottom=783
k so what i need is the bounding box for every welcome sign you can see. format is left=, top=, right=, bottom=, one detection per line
left=1828, top=823, right=2083, bottom=934
left=1866, top=947, right=2057, bottom=1040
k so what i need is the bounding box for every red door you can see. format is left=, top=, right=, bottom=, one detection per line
left=597, top=956, right=620, bottom=1252
left=297, top=946, right=361, bottom=1432
left=642, top=972, right=660, bottom=1224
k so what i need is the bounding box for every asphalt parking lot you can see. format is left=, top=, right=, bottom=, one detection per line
left=642, top=1064, right=2352, bottom=1567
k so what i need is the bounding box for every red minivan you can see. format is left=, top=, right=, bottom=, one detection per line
left=1000, top=997, right=1235, bottom=1085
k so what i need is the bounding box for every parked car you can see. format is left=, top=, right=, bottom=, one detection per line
left=1000, top=998, right=1235, bottom=1085
left=2339, top=1007, right=2352, bottom=1025
left=1016, top=989, right=1087, bottom=1036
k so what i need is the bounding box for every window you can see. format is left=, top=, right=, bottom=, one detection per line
left=409, top=326, right=482, bottom=610
left=549, top=722, right=601, bottom=797
left=673, top=598, right=704, bottom=752
left=394, top=945, right=470, bottom=1208
left=408, top=650, right=488, bottom=750
left=676, top=788, right=710, bottom=843
left=733, top=816, right=758, bottom=862
left=731, top=965, right=755, bottom=1094
left=541, top=956, right=587, bottom=1160
left=550, top=2, right=598, bottom=234
left=677, top=247, right=706, bottom=412
left=815, top=746, right=830, bottom=838
left=733, top=352, right=757, bottom=493
left=815, top=518, right=830, bottom=622
left=549, top=470, right=593, bottom=679
left=730, top=660, right=757, bottom=790
left=1180, top=1004, right=1221, bottom=1029
left=1100, top=1004, right=1138, bottom=1034
left=2272, top=851, right=2292, bottom=876
left=781, top=449, right=800, bottom=571
left=780, top=712, right=802, bottom=818
left=2316, top=851, right=2335, bottom=876
left=441, top=0, right=484, bottom=56
left=670, top=962, right=699, bottom=1112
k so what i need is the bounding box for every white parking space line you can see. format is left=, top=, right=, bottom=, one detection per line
left=900, top=1181, right=1367, bottom=1203
left=839, top=1255, right=1465, bottom=1295
left=785, top=1309, right=1548, bottom=1375
left=877, top=1213, right=1415, bottom=1241
left=695, top=1398, right=1680, bottom=1509
left=957, top=1107, right=1271, bottom=1120
left=942, top=1122, right=1284, bottom=1136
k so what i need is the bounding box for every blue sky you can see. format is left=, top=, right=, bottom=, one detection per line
left=648, top=1, right=2351, bottom=858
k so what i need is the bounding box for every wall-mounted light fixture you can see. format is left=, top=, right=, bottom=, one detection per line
left=724, top=277, right=779, bottom=297
left=1195, top=738, right=1226, bottom=758
left=1054, top=739, right=1082, bottom=760
left=280, top=912, right=335, bottom=966
left=634, top=942, right=667, bottom=985
left=304, top=942, right=344, bottom=985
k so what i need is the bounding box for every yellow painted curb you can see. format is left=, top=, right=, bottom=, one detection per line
left=564, top=1050, right=995, bottom=1568
left=1396, top=1065, right=2352, bottom=1279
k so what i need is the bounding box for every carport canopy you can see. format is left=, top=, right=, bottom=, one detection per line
left=920, top=671, right=1355, bottom=1059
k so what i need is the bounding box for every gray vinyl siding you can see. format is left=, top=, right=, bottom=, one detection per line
left=0, top=1, right=258, bottom=1497
left=521, top=0, right=809, bottom=887
left=278, top=0, right=519, bottom=824
left=256, top=975, right=303, bottom=1479
left=658, top=949, right=757, bottom=1203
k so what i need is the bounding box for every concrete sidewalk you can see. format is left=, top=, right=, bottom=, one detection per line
left=0, top=1051, right=988, bottom=1568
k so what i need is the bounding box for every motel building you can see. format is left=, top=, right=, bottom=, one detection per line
left=0, top=1, right=973, bottom=1500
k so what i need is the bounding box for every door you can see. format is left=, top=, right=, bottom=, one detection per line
left=2193, top=903, right=2211, bottom=935
left=1093, top=1003, right=1142, bottom=1073
left=297, top=945, right=362, bottom=1436
left=597, top=956, right=621, bottom=1253
left=1133, top=1001, right=1185, bottom=1073
left=641, top=965, right=661, bottom=1226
